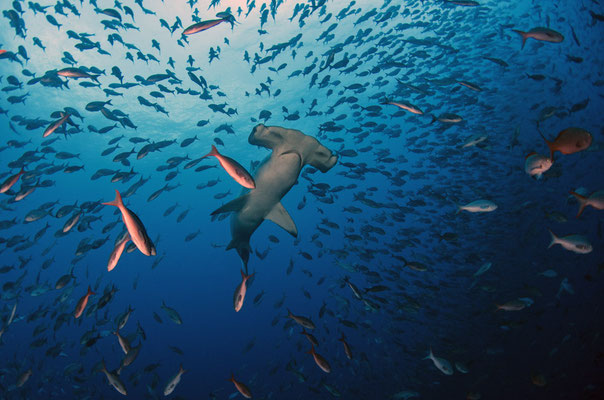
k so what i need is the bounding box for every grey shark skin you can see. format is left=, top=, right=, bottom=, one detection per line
left=212, top=124, right=338, bottom=270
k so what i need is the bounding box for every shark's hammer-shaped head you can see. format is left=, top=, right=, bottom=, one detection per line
left=249, top=124, right=338, bottom=172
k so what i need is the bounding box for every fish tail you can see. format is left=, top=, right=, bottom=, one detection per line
left=307, top=345, right=315, bottom=355
left=338, top=333, right=345, bottom=342
left=102, top=189, right=123, bottom=208
left=203, top=144, right=219, bottom=158
left=429, top=114, right=436, bottom=124
left=569, top=191, right=588, bottom=218
left=536, top=124, right=554, bottom=161
left=228, top=372, right=234, bottom=382
left=423, top=346, right=432, bottom=360
left=87, top=286, right=95, bottom=295
left=547, top=229, right=558, bottom=248
left=179, top=364, right=186, bottom=374
left=512, top=29, right=527, bottom=49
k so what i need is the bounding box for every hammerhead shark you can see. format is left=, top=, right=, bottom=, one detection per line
left=211, top=124, right=338, bottom=271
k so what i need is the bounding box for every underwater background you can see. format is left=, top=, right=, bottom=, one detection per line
left=1, top=0, right=604, bottom=399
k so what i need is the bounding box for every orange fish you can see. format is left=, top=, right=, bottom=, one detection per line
left=307, top=346, right=331, bottom=373
left=0, top=167, right=24, bottom=193
left=103, top=190, right=156, bottom=256
left=338, top=334, right=352, bottom=360
left=229, top=373, right=252, bottom=399
left=74, top=286, right=95, bottom=318
left=43, top=113, right=71, bottom=138
left=512, top=27, right=564, bottom=49
left=183, top=19, right=226, bottom=35
left=108, top=232, right=131, bottom=271
left=203, top=145, right=255, bottom=189
left=539, top=127, right=592, bottom=160
left=233, top=269, right=254, bottom=312
left=569, top=190, right=604, bottom=218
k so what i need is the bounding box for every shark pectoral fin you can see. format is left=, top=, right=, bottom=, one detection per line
left=265, top=202, right=298, bottom=237
left=211, top=194, right=249, bottom=215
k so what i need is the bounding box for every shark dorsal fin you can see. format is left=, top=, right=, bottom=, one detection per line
left=265, top=202, right=298, bottom=237
left=211, top=194, right=249, bottom=216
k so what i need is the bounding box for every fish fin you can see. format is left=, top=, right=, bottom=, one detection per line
left=570, top=191, right=587, bottom=218
left=102, top=189, right=123, bottom=208
left=203, top=144, right=219, bottom=158
left=512, top=29, right=527, bottom=49
left=535, top=124, right=554, bottom=161
left=547, top=229, right=558, bottom=248
left=211, top=194, right=249, bottom=215
left=423, top=347, right=433, bottom=360
left=265, top=202, right=298, bottom=237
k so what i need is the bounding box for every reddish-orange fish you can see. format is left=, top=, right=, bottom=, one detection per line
left=43, top=113, right=71, bottom=138
left=539, top=127, right=592, bottom=160
left=103, top=190, right=156, bottom=256
left=107, top=232, right=131, bottom=272
left=183, top=19, right=225, bottom=35
left=203, top=145, right=255, bottom=189
left=0, top=167, right=24, bottom=193
left=512, top=27, right=564, bottom=49
left=74, top=286, right=95, bottom=318
left=338, top=334, right=352, bottom=360
left=308, top=346, right=331, bottom=373
left=233, top=269, right=254, bottom=312
left=570, top=190, right=604, bottom=218
left=229, top=373, right=252, bottom=399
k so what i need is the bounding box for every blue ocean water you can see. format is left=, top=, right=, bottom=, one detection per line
left=1, top=0, right=603, bottom=399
